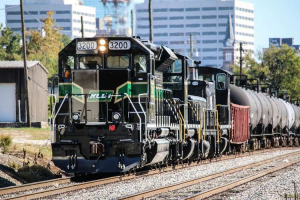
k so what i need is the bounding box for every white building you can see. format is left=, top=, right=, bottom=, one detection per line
left=135, top=0, right=254, bottom=67
left=5, top=0, right=96, bottom=39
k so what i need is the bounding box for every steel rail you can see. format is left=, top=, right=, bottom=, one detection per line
left=2, top=148, right=297, bottom=200
left=120, top=151, right=300, bottom=200
left=184, top=157, right=300, bottom=200
left=0, top=177, right=71, bottom=196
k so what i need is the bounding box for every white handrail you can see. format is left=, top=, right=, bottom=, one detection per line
left=51, top=94, right=68, bottom=143
left=49, top=94, right=57, bottom=143
left=138, top=93, right=148, bottom=141
left=124, top=93, right=142, bottom=142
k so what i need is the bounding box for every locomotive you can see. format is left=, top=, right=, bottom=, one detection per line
left=50, top=35, right=300, bottom=175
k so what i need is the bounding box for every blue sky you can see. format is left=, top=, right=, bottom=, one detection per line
left=0, top=0, right=299, bottom=52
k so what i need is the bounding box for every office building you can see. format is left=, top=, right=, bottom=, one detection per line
left=5, top=0, right=96, bottom=39
left=83, top=0, right=135, bottom=35
left=135, top=0, right=255, bottom=67
left=269, top=38, right=300, bottom=56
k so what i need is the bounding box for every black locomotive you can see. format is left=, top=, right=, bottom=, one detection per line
left=50, top=35, right=300, bottom=175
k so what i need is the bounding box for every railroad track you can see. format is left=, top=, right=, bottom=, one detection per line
left=120, top=151, right=300, bottom=200
left=0, top=147, right=297, bottom=200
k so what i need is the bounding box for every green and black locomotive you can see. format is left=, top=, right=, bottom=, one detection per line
left=50, top=35, right=229, bottom=174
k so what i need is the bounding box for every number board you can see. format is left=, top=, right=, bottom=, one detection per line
left=77, top=41, right=97, bottom=51
left=109, top=40, right=131, bottom=50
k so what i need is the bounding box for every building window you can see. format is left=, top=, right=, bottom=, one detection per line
left=169, top=16, right=184, bottom=20
left=186, top=16, right=200, bottom=20
left=218, top=7, right=233, bottom=10
left=40, top=11, right=49, bottom=14
left=202, top=15, right=217, bottom=19
left=154, top=17, right=168, bottom=20
left=138, top=34, right=150, bottom=37
left=7, top=20, right=21, bottom=23
left=236, top=32, right=254, bottom=37
left=25, top=11, right=38, bottom=15
left=218, top=23, right=227, bottom=27
left=185, top=32, right=201, bottom=36
left=169, top=8, right=184, bottom=12
left=137, top=17, right=149, bottom=21
left=219, top=56, right=223, bottom=60
left=236, top=15, right=254, bottom=21
left=236, top=7, right=254, bottom=13
left=137, top=25, right=149, bottom=29
left=155, top=41, right=168, bottom=45
left=62, top=27, right=71, bottom=30
left=219, top=48, right=223, bottom=51
left=218, top=15, right=234, bottom=19
left=202, top=40, right=217, bottom=44
left=219, top=40, right=224, bottom=43
left=202, top=23, right=217, bottom=27
left=202, top=7, right=217, bottom=11
left=11, top=28, right=21, bottom=31
left=218, top=32, right=226, bottom=35
left=137, top=9, right=148, bottom=13
left=7, top=11, right=21, bottom=15
left=154, top=33, right=168, bottom=37
left=170, top=33, right=184, bottom=36
left=202, top=32, right=217, bottom=36
left=225, top=53, right=232, bottom=61
left=153, top=8, right=168, bottom=12
left=203, top=56, right=218, bottom=60
left=56, top=11, right=71, bottom=14
left=57, top=19, right=71, bottom=22
left=202, top=48, right=218, bottom=52
left=170, top=24, right=184, bottom=28
left=186, top=8, right=200, bottom=11
left=154, top=25, right=168, bottom=28
left=236, top=23, right=254, bottom=29
left=186, top=24, right=200, bottom=28
left=170, top=41, right=185, bottom=45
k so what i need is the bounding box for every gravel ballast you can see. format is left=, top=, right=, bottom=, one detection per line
left=51, top=149, right=300, bottom=200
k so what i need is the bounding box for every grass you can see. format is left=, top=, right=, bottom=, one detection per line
left=0, top=127, right=50, bottom=140
left=14, top=143, right=52, bottom=160
left=17, top=165, right=57, bottom=183
left=0, top=135, right=12, bottom=153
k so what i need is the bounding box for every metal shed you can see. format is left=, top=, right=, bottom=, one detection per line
left=0, top=61, right=48, bottom=126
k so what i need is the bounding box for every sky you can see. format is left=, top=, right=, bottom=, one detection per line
left=0, top=0, right=299, bottom=53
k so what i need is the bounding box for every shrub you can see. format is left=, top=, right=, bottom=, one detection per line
left=0, top=135, right=12, bottom=153
left=17, top=165, right=56, bottom=183
left=8, top=161, right=19, bottom=171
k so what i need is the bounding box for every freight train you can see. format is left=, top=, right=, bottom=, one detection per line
left=50, top=35, right=300, bottom=175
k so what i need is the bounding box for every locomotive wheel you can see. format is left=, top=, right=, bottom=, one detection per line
left=288, top=137, right=294, bottom=147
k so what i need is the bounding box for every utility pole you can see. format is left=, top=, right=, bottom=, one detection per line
left=131, top=9, right=134, bottom=36
left=148, top=0, right=153, bottom=43
left=20, top=0, right=31, bottom=127
left=190, top=33, right=193, bottom=59
left=81, top=16, right=84, bottom=38
left=239, top=42, right=244, bottom=75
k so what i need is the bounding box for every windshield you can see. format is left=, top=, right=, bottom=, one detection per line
left=107, top=55, right=130, bottom=68
left=79, top=56, right=102, bottom=69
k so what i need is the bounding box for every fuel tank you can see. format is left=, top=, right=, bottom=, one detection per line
left=264, top=94, right=280, bottom=129
left=291, top=104, right=300, bottom=129
left=280, top=100, right=295, bottom=130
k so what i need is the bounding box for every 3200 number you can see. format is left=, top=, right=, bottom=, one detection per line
left=109, top=40, right=131, bottom=50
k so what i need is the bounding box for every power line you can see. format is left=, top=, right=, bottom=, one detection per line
left=0, top=5, right=20, bottom=11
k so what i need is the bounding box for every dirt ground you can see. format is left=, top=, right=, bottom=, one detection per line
left=0, top=128, right=63, bottom=187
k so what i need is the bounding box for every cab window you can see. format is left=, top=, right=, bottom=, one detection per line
left=163, top=59, right=182, bottom=73
left=107, top=55, right=130, bottom=68
left=198, top=73, right=214, bottom=82
left=62, top=56, right=74, bottom=79
left=134, top=55, right=147, bottom=73
left=163, top=75, right=182, bottom=90
left=216, top=73, right=227, bottom=90
left=79, top=56, right=102, bottom=69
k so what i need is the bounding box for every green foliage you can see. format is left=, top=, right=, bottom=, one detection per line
left=8, top=161, right=19, bottom=171
left=0, top=24, right=22, bottom=61
left=0, top=135, right=12, bottom=154
left=236, top=45, right=300, bottom=99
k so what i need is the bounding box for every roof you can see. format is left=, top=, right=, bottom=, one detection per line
left=0, top=61, right=49, bottom=74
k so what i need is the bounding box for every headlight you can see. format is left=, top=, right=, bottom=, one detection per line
left=72, top=113, right=80, bottom=121
left=99, top=46, right=106, bottom=52
left=99, top=39, right=106, bottom=45
left=113, top=113, right=120, bottom=121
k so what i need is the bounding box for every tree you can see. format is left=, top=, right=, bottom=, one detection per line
left=236, top=45, right=300, bottom=99
left=27, top=11, right=64, bottom=75
left=0, top=24, right=22, bottom=61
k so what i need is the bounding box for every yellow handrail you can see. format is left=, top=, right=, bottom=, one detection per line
left=203, top=108, right=206, bottom=139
